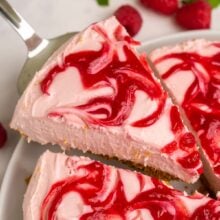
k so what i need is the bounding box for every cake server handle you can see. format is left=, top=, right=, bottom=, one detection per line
left=0, top=0, right=46, bottom=51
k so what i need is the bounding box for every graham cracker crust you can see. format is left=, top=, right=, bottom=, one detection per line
left=120, top=159, right=178, bottom=182
left=81, top=152, right=178, bottom=182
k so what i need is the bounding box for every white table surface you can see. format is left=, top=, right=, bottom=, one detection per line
left=0, top=0, right=220, bottom=186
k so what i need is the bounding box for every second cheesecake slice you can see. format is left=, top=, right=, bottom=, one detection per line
left=150, top=39, right=220, bottom=192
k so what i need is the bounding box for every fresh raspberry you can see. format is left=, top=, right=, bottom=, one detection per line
left=176, top=0, right=211, bottom=30
left=114, top=5, right=143, bottom=37
left=0, top=123, right=7, bottom=148
left=140, top=0, right=178, bottom=15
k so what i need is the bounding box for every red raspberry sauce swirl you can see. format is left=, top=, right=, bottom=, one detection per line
left=40, top=28, right=166, bottom=127
left=155, top=45, right=220, bottom=175
left=40, top=161, right=189, bottom=220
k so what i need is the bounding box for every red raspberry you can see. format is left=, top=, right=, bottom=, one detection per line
left=140, top=0, right=178, bottom=15
left=0, top=123, right=7, bottom=148
left=176, top=0, right=211, bottom=30
left=114, top=5, right=143, bottom=37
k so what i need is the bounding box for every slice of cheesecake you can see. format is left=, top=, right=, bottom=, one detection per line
left=150, top=39, right=220, bottom=193
left=10, top=17, right=202, bottom=183
left=24, top=151, right=219, bottom=220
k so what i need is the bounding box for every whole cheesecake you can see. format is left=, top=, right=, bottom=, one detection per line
left=24, top=151, right=220, bottom=220
left=10, top=17, right=202, bottom=183
left=150, top=39, right=220, bottom=193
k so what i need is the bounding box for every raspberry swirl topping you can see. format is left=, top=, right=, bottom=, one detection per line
left=190, top=200, right=220, bottom=220
left=40, top=158, right=219, bottom=220
left=40, top=160, right=186, bottom=220
left=41, top=26, right=165, bottom=127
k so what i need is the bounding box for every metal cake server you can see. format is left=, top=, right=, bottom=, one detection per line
left=0, top=0, right=77, bottom=94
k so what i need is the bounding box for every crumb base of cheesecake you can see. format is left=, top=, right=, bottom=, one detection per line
left=66, top=148, right=178, bottom=182
left=117, top=157, right=178, bottom=182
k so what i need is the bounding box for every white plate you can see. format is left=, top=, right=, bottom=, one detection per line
left=1, top=30, right=220, bottom=220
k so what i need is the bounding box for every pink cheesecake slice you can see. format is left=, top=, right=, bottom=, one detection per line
left=150, top=39, right=220, bottom=193
left=24, top=150, right=220, bottom=220
left=10, top=17, right=202, bottom=183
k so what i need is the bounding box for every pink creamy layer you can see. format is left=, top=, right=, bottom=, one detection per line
left=23, top=151, right=220, bottom=220
left=10, top=17, right=201, bottom=183
left=150, top=39, right=220, bottom=193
